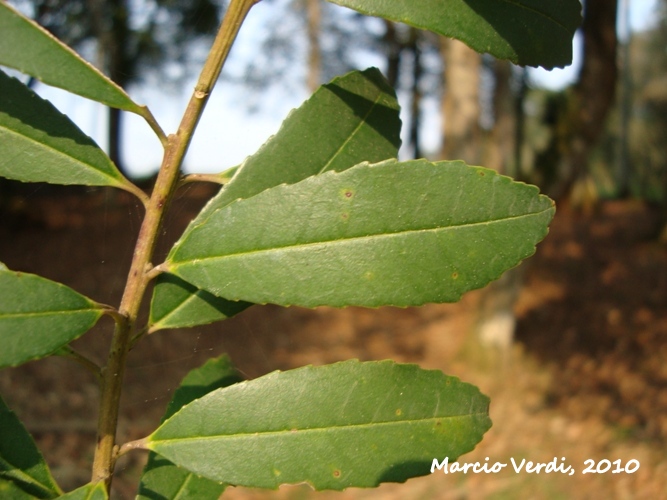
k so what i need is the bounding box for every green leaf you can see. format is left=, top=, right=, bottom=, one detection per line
left=328, top=0, right=581, bottom=69
left=0, top=267, right=104, bottom=368
left=0, top=2, right=142, bottom=113
left=0, top=71, right=139, bottom=192
left=0, top=396, right=62, bottom=499
left=57, top=482, right=107, bottom=500
left=198, top=67, right=401, bottom=220
left=166, top=159, right=554, bottom=308
left=146, top=360, right=491, bottom=490
left=0, top=478, right=40, bottom=499
left=148, top=274, right=252, bottom=333
left=162, top=355, right=245, bottom=423
left=137, top=356, right=243, bottom=499
left=136, top=456, right=226, bottom=500
left=150, top=67, right=400, bottom=329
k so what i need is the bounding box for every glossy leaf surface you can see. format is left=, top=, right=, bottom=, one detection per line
left=0, top=396, right=61, bottom=498
left=0, top=72, right=138, bottom=191
left=167, top=160, right=554, bottom=308
left=328, top=0, right=581, bottom=69
left=151, top=67, right=400, bottom=329
left=0, top=2, right=142, bottom=113
left=148, top=274, right=252, bottom=332
left=0, top=268, right=103, bottom=368
left=137, top=356, right=243, bottom=499
left=146, top=360, right=491, bottom=490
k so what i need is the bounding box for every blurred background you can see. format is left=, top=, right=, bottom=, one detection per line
left=1, top=0, right=666, bottom=498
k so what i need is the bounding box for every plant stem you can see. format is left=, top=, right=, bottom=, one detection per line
left=139, top=106, right=168, bottom=147
left=90, top=0, right=260, bottom=488
left=180, top=172, right=227, bottom=185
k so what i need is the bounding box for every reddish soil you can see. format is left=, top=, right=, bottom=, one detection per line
left=1, top=185, right=666, bottom=499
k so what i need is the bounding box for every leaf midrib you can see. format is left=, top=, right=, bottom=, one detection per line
left=0, top=308, right=99, bottom=319
left=317, top=88, right=386, bottom=175
left=150, top=290, right=209, bottom=328
left=0, top=454, right=57, bottom=498
left=0, top=122, right=122, bottom=186
left=171, top=207, right=552, bottom=265
left=153, top=411, right=489, bottom=444
left=499, top=0, right=575, bottom=34
left=173, top=472, right=195, bottom=499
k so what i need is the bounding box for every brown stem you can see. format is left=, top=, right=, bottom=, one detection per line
left=90, top=0, right=260, bottom=488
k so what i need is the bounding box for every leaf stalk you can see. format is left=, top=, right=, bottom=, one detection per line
left=139, top=106, right=168, bottom=147
left=55, top=346, right=102, bottom=383
left=180, top=172, right=228, bottom=185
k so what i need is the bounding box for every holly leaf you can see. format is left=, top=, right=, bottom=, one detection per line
left=328, top=0, right=581, bottom=69
left=150, top=67, right=401, bottom=330
left=148, top=274, right=251, bottom=332
left=0, top=71, right=144, bottom=198
left=0, top=396, right=62, bottom=498
left=145, top=360, right=491, bottom=490
left=166, top=159, right=554, bottom=308
left=0, top=267, right=104, bottom=368
left=0, top=2, right=143, bottom=113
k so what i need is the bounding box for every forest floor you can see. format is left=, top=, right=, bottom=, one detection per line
left=1, top=185, right=666, bottom=499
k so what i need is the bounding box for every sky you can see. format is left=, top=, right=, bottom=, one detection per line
left=15, top=0, right=662, bottom=178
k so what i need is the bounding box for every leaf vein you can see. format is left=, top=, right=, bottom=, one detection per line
left=171, top=208, right=552, bottom=265
left=154, top=412, right=489, bottom=444
left=499, top=0, right=575, bottom=33
left=0, top=308, right=99, bottom=319
left=0, top=125, right=122, bottom=186
left=317, top=90, right=384, bottom=175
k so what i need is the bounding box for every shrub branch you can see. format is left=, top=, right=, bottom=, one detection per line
left=90, top=0, right=260, bottom=487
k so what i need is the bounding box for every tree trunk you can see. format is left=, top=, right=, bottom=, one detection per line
left=408, top=28, right=422, bottom=159
left=478, top=59, right=526, bottom=360
left=106, top=0, right=132, bottom=176
left=383, top=21, right=401, bottom=89
left=440, top=38, right=481, bottom=164
left=86, top=0, right=133, bottom=177
left=560, top=0, right=618, bottom=201
left=616, top=0, right=632, bottom=198
left=483, top=59, right=514, bottom=176
left=305, top=0, right=321, bottom=93
left=513, top=67, right=528, bottom=180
